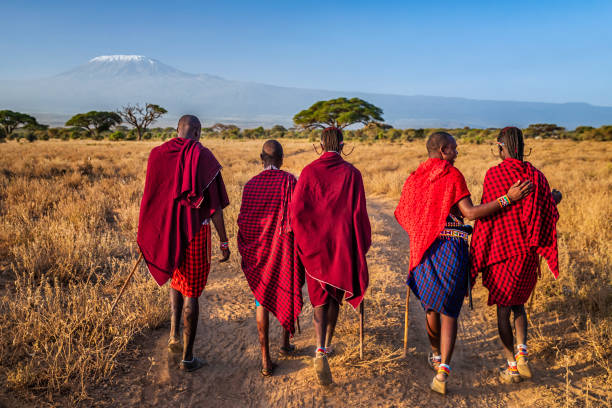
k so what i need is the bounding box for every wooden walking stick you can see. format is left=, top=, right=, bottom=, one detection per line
left=359, top=301, right=365, bottom=360
left=296, top=316, right=301, bottom=334
left=402, top=286, right=410, bottom=358
left=109, top=252, right=143, bottom=314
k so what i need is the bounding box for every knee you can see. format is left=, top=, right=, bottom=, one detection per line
left=511, top=304, right=526, bottom=316
left=497, top=306, right=512, bottom=321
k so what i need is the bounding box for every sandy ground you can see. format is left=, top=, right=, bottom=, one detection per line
left=78, top=198, right=608, bottom=407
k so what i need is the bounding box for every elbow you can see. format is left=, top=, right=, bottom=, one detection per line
left=463, top=209, right=478, bottom=221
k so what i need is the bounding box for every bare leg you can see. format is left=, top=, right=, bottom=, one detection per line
left=325, top=298, right=340, bottom=348
left=281, top=328, right=290, bottom=350
left=425, top=310, right=441, bottom=355
left=313, top=303, right=329, bottom=350
left=256, top=306, right=273, bottom=369
left=497, top=305, right=516, bottom=362
left=512, top=305, right=528, bottom=348
left=439, top=314, right=458, bottom=365
left=182, top=297, right=199, bottom=361
left=170, top=288, right=183, bottom=340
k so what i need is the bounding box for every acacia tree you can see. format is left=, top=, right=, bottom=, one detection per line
left=65, top=111, right=122, bottom=138
left=118, top=103, right=167, bottom=141
left=293, top=97, right=384, bottom=129
left=0, top=110, right=43, bottom=140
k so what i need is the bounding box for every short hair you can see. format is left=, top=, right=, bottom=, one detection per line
left=426, top=131, right=454, bottom=154
left=177, top=115, right=201, bottom=138
left=321, top=127, right=343, bottom=152
left=498, top=127, right=524, bottom=160
left=260, top=139, right=283, bottom=165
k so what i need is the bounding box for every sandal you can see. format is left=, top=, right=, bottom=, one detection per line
left=516, top=346, right=532, bottom=379
left=313, top=348, right=332, bottom=386
left=499, top=362, right=522, bottom=384
left=279, top=344, right=296, bottom=355
left=261, top=363, right=277, bottom=377
left=179, top=357, right=206, bottom=372
left=430, top=364, right=450, bottom=395
left=428, top=352, right=442, bottom=371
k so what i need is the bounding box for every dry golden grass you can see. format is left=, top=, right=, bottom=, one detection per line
left=0, top=138, right=610, bottom=405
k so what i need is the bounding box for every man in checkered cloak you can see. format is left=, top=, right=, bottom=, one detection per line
left=471, top=127, right=561, bottom=384
left=237, top=140, right=305, bottom=377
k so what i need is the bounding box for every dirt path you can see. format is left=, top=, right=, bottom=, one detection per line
left=88, top=198, right=598, bottom=407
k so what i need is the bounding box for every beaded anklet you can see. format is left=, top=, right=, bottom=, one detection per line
left=220, top=241, right=229, bottom=250
left=438, top=363, right=451, bottom=376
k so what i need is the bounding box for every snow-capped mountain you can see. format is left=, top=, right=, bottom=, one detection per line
left=0, top=55, right=611, bottom=128
left=57, top=55, right=196, bottom=79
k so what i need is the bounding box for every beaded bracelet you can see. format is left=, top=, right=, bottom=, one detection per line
left=497, top=195, right=511, bottom=208
left=220, top=241, right=229, bottom=250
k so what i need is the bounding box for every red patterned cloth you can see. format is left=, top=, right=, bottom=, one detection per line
left=471, top=158, right=559, bottom=305
left=138, top=137, right=229, bottom=286
left=394, top=158, right=471, bottom=274
left=306, top=274, right=345, bottom=308
left=237, top=169, right=304, bottom=335
left=481, top=249, right=540, bottom=306
left=290, top=152, right=371, bottom=309
left=171, top=224, right=211, bottom=298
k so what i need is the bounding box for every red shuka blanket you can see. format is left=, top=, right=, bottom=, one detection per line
left=290, top=152, right=371, bottom=309
left=237, top=169, right=304, bottom=335
left=471, top=158, right=559, bottom=278
left=137, top=138, right=229, bottom=286
left=394, top=158, right=471, bottom=274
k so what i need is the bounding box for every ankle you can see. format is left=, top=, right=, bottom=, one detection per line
left=436, top=363, right=451, bottom=381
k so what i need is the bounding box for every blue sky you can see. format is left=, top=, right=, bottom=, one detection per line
left=2, top=0, right=611, bottom=106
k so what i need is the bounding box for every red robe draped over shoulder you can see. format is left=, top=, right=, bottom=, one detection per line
left=471, top=158, right=559, bottom=279
left=290, top=152, right=371, bottom=309
left=237, top=169, right=304, bottom=335
left=394, top=158, right=471, bottom=274
left=137, top=138, right=229, bottom=286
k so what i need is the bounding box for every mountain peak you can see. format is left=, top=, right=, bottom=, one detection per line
left=57, top=54, right=193, bottom=79
left=89, top=55, right=151, bottom=63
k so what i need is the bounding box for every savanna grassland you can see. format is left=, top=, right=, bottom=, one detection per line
left=0, top=138, right=610, bottom=407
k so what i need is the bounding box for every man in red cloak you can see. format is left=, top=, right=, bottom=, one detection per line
left=290, top=127, right=371, bottom=386
left=238, top=140, right=305, bottom=377
left=137, top=115, right=230, bottom=372
left=471, top=127, right=561, bottom=384
left=394, top=131, right=532, bottom=394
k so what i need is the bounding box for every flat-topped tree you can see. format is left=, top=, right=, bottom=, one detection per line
left=118, top=103, right=167, bottom=141
left=0, top=110, right=44, bottom=140
left=65, top=111, right=122, bottom=138
left=293, top=97, right=384, bottom=129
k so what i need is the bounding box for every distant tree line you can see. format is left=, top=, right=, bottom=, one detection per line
left=1, top=96, right=611, bottom=143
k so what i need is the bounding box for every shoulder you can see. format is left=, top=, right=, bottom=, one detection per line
left=484, top=163, right=502, bottom=179
left=280, top=169, right=298, bottom=182
left=448, top=165, right=467, bottom=183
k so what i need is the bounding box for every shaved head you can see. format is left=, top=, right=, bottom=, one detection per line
left=260, top=139, right=283, bottom=168
left=426, top=131, right=454, bottom=154
left=177, top=115, right=201, bottom=140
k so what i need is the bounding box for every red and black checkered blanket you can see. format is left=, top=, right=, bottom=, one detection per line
left=471, top=158, right=559, bottom=279
left=237, top=170, right=304, bottom=335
